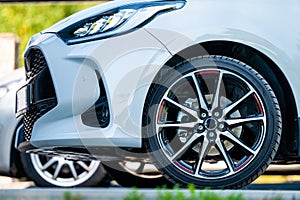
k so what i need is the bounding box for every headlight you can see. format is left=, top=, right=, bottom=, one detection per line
left=73, top=9, right=136, bottom=37
left=58, top=1, right=186, bottom=44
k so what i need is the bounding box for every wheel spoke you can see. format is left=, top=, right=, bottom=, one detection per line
left=170, top=133, right=202, bottom=161
left=226, top=115, right=265, bottom=126
left=77, top=161, right=91, bottom=172
left=136, top=163, right=146, bottom=174
left=67, top=162, right=78, bottom=180
left=53, top=161, right=64, bottom=180
left=192, top=74, right=209, bottom=111
left=222, top=130, right=256, bottom=155
left=157, top=121, right=197, bottom=129
left=40, top=157, right=57, bottom=171
left=215, top=137, right=234, bottom=173
left=211, top=72, right=223, bottom=110
left=222, top=90, right=254, bottom=117
left=194, top=137, right=210, bottom=175
left=164, top=96, right=200, bottom=120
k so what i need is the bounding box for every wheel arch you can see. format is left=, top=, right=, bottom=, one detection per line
left=152, top=40, right=299, bottom=158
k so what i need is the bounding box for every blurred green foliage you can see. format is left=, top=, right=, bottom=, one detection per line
left=123, top=184, right=245, bottom=200
left=0, top=2, right=101, bottom=67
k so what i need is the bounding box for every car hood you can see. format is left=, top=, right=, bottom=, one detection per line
left=42, top=0, right=169, bottom=33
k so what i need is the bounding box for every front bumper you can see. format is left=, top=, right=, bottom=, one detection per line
left=16, top=29, right=172, bottom=151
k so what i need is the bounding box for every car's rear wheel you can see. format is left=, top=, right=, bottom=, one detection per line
left=103, top=161, right=171, bottom=188
left=143, top=55, right=282, bottom=189
left=21, top=152, right=107, bottom=187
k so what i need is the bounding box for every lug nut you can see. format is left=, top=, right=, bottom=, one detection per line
left=214, top=112, right=220, bottom=117
left=198, top=125, right=204, bottom=131
left=219, top=124, right=225, bottom=129
left=201, top=113, right=207, bottom=119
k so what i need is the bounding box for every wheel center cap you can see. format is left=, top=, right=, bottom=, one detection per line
left=204, top=118, right=218, bottom=130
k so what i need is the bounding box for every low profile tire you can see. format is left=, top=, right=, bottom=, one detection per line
left=103, top=161, right=171, bottom=188
left=143, top=55, right=282, bottom=189
left=20, top=152, right=107, bottom=187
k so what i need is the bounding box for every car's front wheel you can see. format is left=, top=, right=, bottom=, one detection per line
left=143, top=55, right=282, bottom=189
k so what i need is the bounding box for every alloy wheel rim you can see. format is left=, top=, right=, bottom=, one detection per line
left=155, top=68, right=266, bottom=179
left=30, top=153, right=100, bottom=187
left=118, top=161, right=163, bottom=179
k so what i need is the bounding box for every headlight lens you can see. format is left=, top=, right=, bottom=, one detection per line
left=73, top=9, right=136, bottom=37
left=58, top=1, right=186, bottom=44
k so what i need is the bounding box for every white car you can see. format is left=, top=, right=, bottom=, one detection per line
left=16, top=0, right=300, bottom=188
left=0, top=69, right=107, bottom=187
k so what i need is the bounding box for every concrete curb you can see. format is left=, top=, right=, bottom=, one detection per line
left=0, top=188, right=299, bottom=200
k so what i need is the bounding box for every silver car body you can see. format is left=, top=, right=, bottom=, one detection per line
left=0, top=69, right=23, bottom=174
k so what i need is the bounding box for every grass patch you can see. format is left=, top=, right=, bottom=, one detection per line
left=63, top=191, right=82, bottom=200
left=124, top=184, right=245, bottom=200
left=0, top=2, right=102, bottom=67
left=124, top=187, right=145, bottom=200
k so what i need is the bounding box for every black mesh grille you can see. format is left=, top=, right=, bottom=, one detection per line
left=23, top=48, right=57, bottom=141
left=25, top=49, right=47, bottom=79
left=23, top=100, right=57, bottom=141
left=24, top=109, right=41, bottom=141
